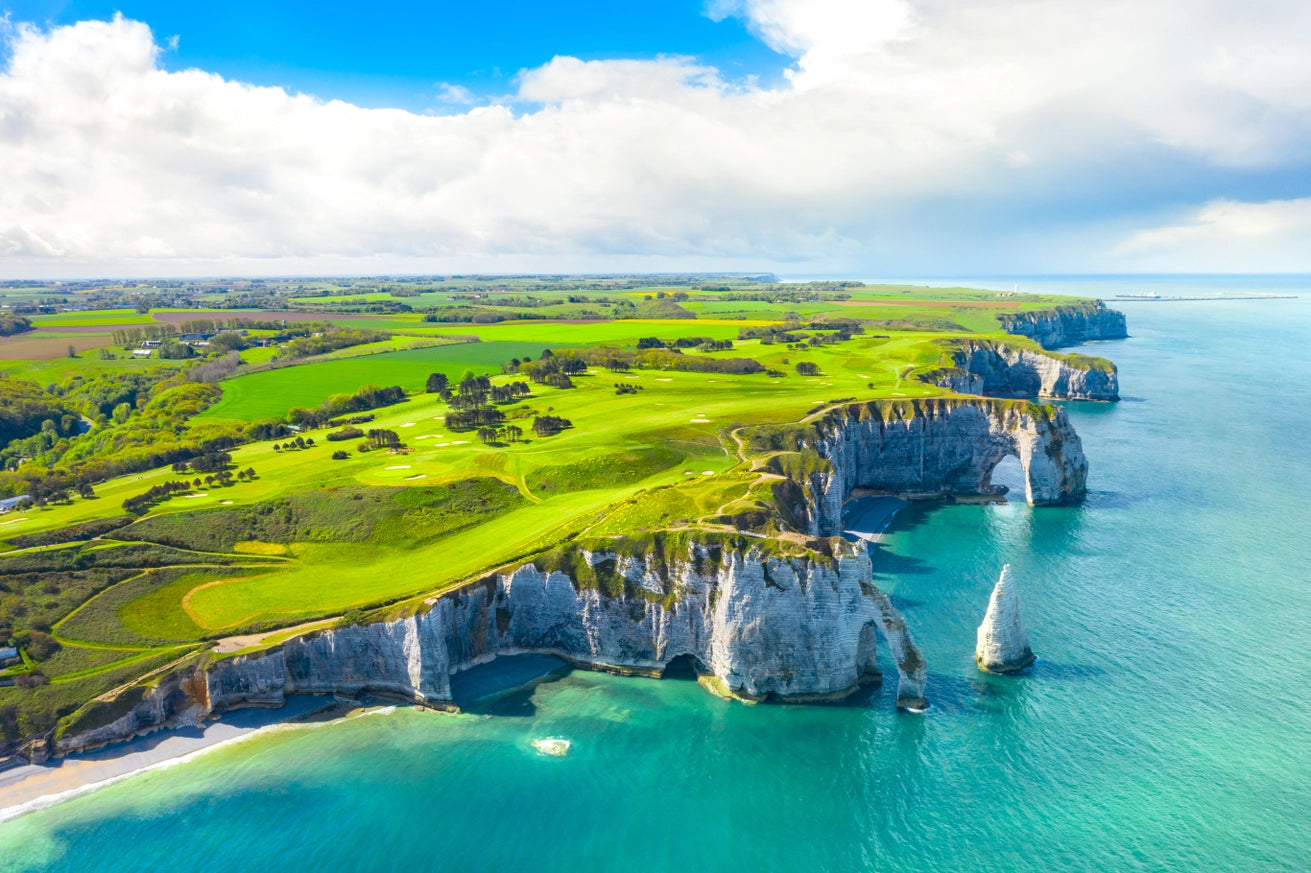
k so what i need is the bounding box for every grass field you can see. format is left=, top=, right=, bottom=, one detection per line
left=202, top=340, right=552, bottom=421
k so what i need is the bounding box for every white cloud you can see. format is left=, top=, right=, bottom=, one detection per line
left=1115, top=198, right=1311, bottom=271
left=0, top=4, right=1310, bottom=276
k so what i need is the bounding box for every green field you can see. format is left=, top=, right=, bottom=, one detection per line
left=203, top=341, right=553, bottom=421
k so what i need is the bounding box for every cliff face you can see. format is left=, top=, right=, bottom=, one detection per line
left=797, top=400, right=1087, bottom=536
left=949, top=341, right=1119, bottom=401
left=976, top=564, right=1035, bottom=673
left=56, top=540, right=928, bottom=753
left=998, top=302, right=1127, bottom=349
left=213, top=542, right=926, bottom=708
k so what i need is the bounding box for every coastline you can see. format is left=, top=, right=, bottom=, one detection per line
left=0, top=694, right=349, bottom=824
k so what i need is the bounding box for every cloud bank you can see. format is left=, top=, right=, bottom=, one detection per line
left=1, top=2, right=1310, bottom=276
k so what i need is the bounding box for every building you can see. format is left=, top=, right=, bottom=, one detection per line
left=0, top=495, right=31, bottom=513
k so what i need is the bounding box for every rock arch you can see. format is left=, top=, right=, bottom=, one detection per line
left=803, top=400, right=1088, bottom=535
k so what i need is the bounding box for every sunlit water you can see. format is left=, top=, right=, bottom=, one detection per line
left=3, top=277, right=1310, bottom=872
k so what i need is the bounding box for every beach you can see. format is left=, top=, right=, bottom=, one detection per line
left=0, top=694, right=343, bottom=823
left=841, top=495, right=908, bottom=543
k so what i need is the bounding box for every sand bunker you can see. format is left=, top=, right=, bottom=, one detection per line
left=385, top=465, right=411, bottom=471
left=184, top=493, right=208, bottom=498
left=404, top=474, right=426, bottom=481
left=702, top=470, right=715, bottom=476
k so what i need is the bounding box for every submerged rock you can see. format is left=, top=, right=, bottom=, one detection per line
left=975, top=565, right=1035, bottom=674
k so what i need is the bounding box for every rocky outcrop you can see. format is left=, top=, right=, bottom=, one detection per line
left=975, top=565, right=1035, bottom=673
left=947, top=340, right=1118, bottom=401
left=783, top=400, right=1088, bottom=536
left=998, top=301, right=1127, bottom=349
left=54, top=538, right=929, bottom=753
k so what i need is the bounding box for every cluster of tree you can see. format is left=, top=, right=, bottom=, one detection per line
left=477, top=424, right=524, bottom=445
left=287, top=384, right=405, bottom=429
left=155, top=341, right=194, bottom=359
left=326, top=413, right=374, bottom=427
left=122, top=479, right=203, bottom=515
left=532, top=415, right=573, bottom=437
left=519, top=353, right=586, bottom=386
left=708, top=286, right=854, bottom=302
left=245, top=421, right=294, bottom=441
left=272, top=437, right=315, bottom=451
left=614, top=383, right=644, bottom=395
left=275, top=327, right=392, bottom=359
left=121, top=466, right=257, bottom=515
left=170, top=451, right=231, bottom=473
left=550, top=347, right=765, bottom=376
left=795, top=362, right=821, bottom=376
left=110, top=325, right=180, bottom=345
left=0, top=314, right=32, bottom=336
left=326, top=427, right=364, bottom=442
left=636, top=335, right=731, bottom=351
left=737, top=326, right=807, bottom=343
left=1, top=373, right=229, bottom=493
left=358, top=429, right=402, bottom=451
left=0, top=376, right=82, bottom=446
left=189, top=351, right=242, bottom=384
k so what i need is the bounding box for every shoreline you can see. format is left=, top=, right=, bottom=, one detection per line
left=0, top=694, right=351, bottom=824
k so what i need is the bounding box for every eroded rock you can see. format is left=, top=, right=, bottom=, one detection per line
left=975, top=564, right=1035, bottom=674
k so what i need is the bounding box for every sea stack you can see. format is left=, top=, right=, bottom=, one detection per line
left=975, top=564, right=1036, bottom=673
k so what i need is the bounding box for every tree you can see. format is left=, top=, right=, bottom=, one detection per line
left=245, top=467, right=256, bottom=479
left=505, top=424, right=523, bottom=443
left=795, top=361, right=820, bottom=376
left=67, top=344, right=77, bottom=358
left=477, top=426, right=497, bottom=445
left=332, top=449, right=349, bottom=460
left=425, top=372, right=449, bottom=394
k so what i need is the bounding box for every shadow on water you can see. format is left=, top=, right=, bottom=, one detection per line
left=1082, top=489, right=1139, bottom=510
left=452, top=654, right=572, bottom=717
left=871, top=546, right=934, bottom=577
left=885, top=594, right=926, bottom=611
left=1029, top=659, right=1108, bottom=682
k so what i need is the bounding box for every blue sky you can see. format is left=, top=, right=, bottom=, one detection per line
left=2, top=1, right=788, bottom=109
left=1, top=1, right=1310, bottom=277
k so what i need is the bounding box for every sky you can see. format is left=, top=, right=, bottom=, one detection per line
left=1, top=0, right=1310, bottom=278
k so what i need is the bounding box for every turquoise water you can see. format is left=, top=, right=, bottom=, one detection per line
left=3, top=278, right=1310, bottom=872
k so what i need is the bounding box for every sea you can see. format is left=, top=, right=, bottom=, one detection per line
left=2, top=275, right=1309, bottom=872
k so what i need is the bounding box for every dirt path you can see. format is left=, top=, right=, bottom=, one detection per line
left=211, top=617, right=340, bottom=654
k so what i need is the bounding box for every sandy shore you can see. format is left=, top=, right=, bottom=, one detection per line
left=0, top=695, right=345, bottom=823
left=842, top=495, right=909, bottom=543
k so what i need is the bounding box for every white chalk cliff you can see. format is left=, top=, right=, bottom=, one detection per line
left=998, top=302, right=1128, bottom=349
left=55, top=538, right=929, bottom=754
left=946, top=341, right=1118, bottom=401
left=777, top=399, right=1088, bottom=537
left=975, top=565, right=1035, bottom=673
